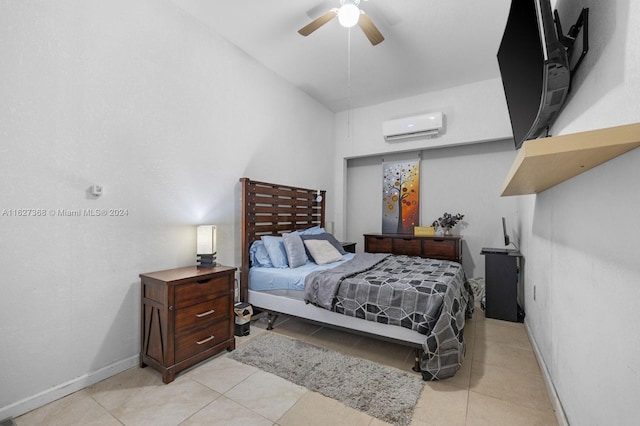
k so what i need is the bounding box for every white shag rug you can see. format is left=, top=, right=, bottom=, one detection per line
left=228, top=332, right=424, bottom=426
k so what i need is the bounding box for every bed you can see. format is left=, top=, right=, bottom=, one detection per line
left=239, top=177, right=474, bottom=380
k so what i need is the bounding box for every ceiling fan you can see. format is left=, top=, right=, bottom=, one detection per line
left=298, top=0, right=385, bottom=46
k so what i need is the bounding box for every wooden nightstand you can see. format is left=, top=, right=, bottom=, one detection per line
left=341, top=242, right=357, bottom=253
left=139, top=265, right=236, bottom=383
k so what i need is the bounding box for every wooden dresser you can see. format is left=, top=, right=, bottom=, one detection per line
left=364, top=233, right=462, bottom=263
left=139, top=265, right=236, bottom=383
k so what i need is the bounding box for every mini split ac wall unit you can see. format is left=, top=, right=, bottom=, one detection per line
left=383, top=112, right=444, bottom=142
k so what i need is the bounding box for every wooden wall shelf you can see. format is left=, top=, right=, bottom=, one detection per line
left=501, top=123, right=640, bottom=196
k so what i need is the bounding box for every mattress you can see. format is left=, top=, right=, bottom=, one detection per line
left=249, top=253, right=355, bottom=292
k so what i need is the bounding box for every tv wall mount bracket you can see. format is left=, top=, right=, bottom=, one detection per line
left=554, top=7, right=589, bottom=78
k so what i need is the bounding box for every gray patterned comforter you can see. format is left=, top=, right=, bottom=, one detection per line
left=305, top=254, right=474, bottom=380
left=304, top=253, right=390, bottom=309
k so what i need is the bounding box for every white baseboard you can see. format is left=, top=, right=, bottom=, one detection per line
left=524, top=321, right=568, bottom=426
left=0, top=355, right=139, bottom=421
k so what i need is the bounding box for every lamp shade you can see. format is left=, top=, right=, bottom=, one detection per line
left=197, top=225, right=216, bottom=255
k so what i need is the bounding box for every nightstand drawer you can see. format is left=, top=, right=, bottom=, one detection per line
left=366, top=236, right=392, bottom=253
left=175, top=296, right=230, bottom=332
left=423, top=239, right=457, bottom=259
left=175, top=319, right=231, bottom=362
left=174, top=276, right=229, bottom=309
left=393, top=238, right=422, bottom=256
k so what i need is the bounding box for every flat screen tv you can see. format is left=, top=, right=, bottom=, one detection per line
left=497, top=0, right=570, bottom=149
left=501, top=217, right=519, bottom=252
left=502, top=217, right=510, bottom=247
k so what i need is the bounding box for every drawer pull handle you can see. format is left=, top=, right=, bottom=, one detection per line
left=196, top=309, right=215, bottom=318
left=196, top=335, right=215, bottom=345
left=196, top=278, right=212, bottom=284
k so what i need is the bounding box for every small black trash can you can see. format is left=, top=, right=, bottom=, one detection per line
left=234, top=302, right=252, bottom=336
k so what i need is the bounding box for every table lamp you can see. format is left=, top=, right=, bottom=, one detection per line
left=196, top=225, right=217, bottom=268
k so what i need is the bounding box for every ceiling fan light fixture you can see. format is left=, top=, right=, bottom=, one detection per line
left=338, top=4, right=360, bottom=28
left=297, top=0, right=383, bottom=46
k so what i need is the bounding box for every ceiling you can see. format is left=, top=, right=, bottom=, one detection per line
left=170, top=0, right=512, bottom=112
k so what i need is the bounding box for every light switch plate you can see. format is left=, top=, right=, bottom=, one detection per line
left=90, top=185, right=103, bottom=196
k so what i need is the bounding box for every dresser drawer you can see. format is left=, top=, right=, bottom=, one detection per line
left=174, top=276, right=230, bottom=309
left=393, top=238, right=422, bottom=256
left=363, top=234, right=461, bottom=264
left=366, top=236, right=393, bottom=253
left=175, top=296, right=230, bottom=332
left=423, top=239, right=458, bottom=260
left=175, top=319, right=231, bottom=363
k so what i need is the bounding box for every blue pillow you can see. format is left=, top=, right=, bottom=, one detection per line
left=261, top=235, right=289, bottom=268
left=249, top=240, right=273, bottom=268
left=299, top=226, right=326, bottom=236
left=282, top=231, right=308, bottom=268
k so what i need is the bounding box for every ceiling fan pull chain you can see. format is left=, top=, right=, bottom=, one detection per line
left=347, top=28, right=352, bottom=139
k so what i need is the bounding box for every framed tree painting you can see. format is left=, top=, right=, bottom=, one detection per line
left=382, top=159, right=420, bottom=234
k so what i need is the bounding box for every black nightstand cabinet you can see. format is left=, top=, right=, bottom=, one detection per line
left=341, top=242, right=356, bottom=253
left=481, top=250, right=523, bottom=322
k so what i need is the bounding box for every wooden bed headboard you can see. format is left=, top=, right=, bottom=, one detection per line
left=239, top=178, right=326, bottom=302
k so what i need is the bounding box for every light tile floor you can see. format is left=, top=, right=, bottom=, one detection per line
left=16, top=309, right=558, bottom=425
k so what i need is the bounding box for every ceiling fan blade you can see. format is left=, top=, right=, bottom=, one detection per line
left=358, top=13, right=385, bottom=45
left=298, top=9, right=338, bottom=36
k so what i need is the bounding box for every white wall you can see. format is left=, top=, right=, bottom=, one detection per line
left=335, top=78, right=514, bottom=159
left=519, top=0, right=640, bottom=424
left=346, top=141, right=519, bottom=278
left=333, top=78, right=518, bottom=278
left=0, top=0, right=334, bottom=418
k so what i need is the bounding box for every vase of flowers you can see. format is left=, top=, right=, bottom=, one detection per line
left=432, top=212, right=464, bottom=236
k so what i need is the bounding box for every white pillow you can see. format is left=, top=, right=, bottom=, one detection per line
left=304, top=239, right=343, bottom=265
